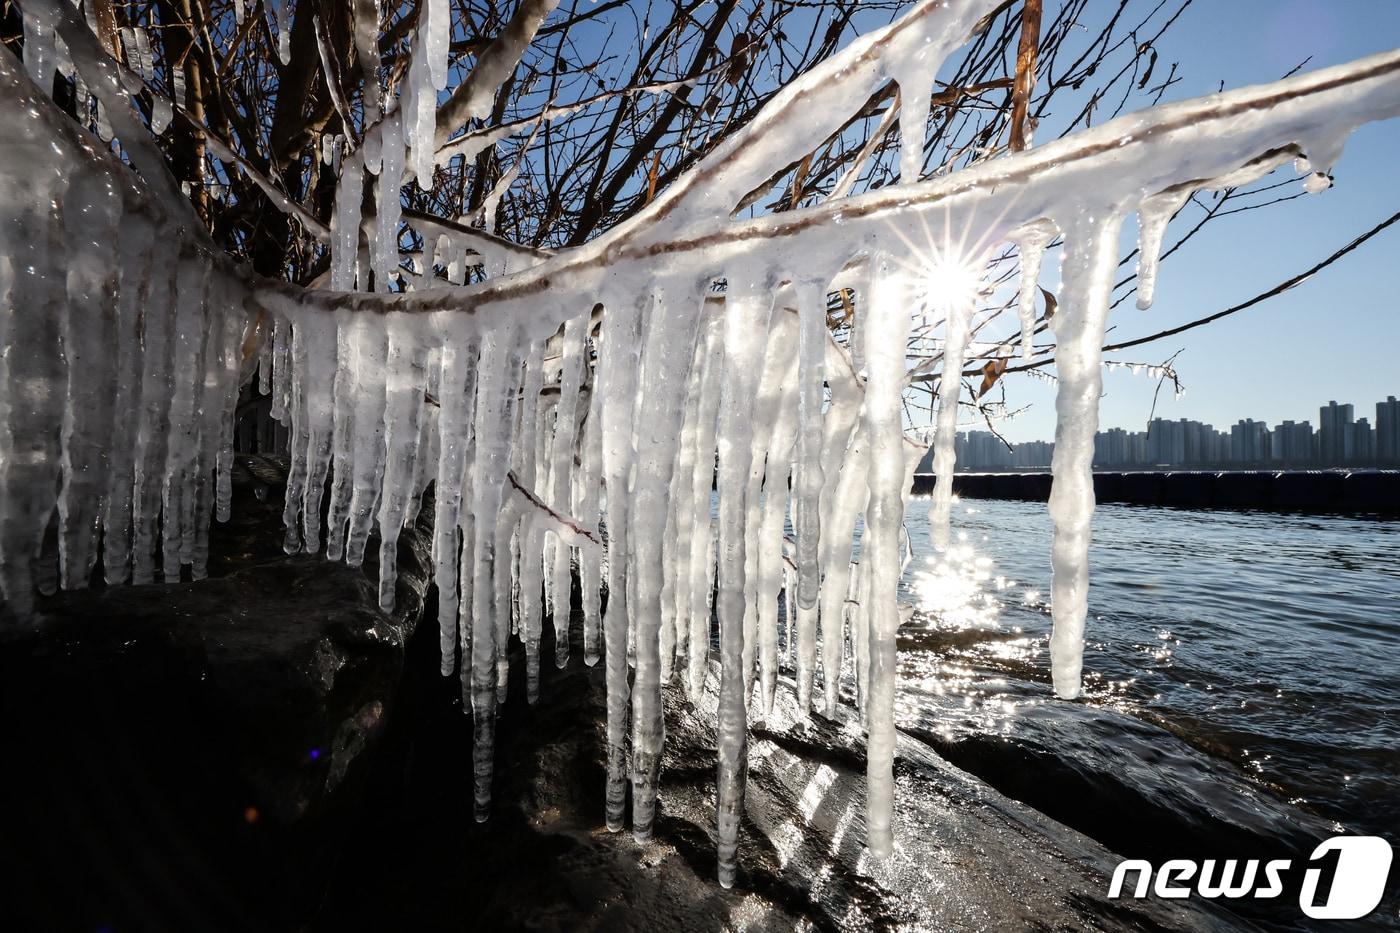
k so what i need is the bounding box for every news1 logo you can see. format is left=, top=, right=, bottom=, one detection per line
left=1107, top=836, right=1394, bottom=920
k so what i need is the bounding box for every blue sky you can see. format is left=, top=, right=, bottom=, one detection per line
left=984, top=0, right=1400, bottom=442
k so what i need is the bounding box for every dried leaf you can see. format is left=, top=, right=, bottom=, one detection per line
left=1138, top=48, right=1158, bottom=90
left=1040, top=286, right=1057, bottom=322
left=726, top=32, right=750, bottom=86
left=646, top=151, right=662, bottom=204
left=978, top=358, right=1007, bottom=398
left=789, top=153, right=811, bottom=210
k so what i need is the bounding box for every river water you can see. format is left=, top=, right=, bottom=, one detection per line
left=892, top=496, right=1400, bottom=878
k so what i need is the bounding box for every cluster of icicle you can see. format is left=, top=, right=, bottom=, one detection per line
left=5, top=0, right=1400, bottom=887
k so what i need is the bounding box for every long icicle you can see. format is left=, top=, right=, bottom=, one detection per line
left=628, top=282, right=702, bottom=841
left=862, top=252, right=911, bottom=859
left=713, top=270, right=775, bottom=888
left=1048, top=212, right=1125, bottom=699
left=598, top=294, right=642, bottom=832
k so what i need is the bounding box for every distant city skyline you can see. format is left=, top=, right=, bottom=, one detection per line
left=933, top=393, right=1400, bottom=472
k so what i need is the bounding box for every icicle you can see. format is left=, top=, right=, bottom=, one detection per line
left=213, top=300, right=246, bottom=525
left=575, top=335, right=605, bottom=666
left=235, top=0, right=246, bottom=25
left=713, top=270, right=775, bottom=888
left=404, top=6, right=437, bottom=192
left=756, top=336, right=800, bottom=720
left=513, top=341, right=547, bottom=695
left=1048, top=212, right=1126, bottom=700
left=331, top=150, right=364, bottom=291
left=861, top=252, right=911, bottom=860
left=127, top=254, right=178, bottom=586
left=467, top=324, right=520, bottom=822
left=274, top=0, right=292, bottom=66
left=427, top=0, right=449, bottom=90
left=548, top=313, right=588, bottom=667
left=353, top=0, right=383, bottom=129
left=792, top=280, right=827, bottom=611
left=57, top=169, right=121, bottom=589
left=662, top=318, right=711, bottom=681
left=373, top=109, right=404, bottom=292
left=161, top=255, right=212, bottom=582
left=102, top=223, right=155, bottom=584
left=739, top=310, right=798, bottom=701
left=928, top=296, right=973, bottom=552
left=1012, top=220, right=1056, bottom=359
left=433, top=324, right=478, bottom=675
left=598, top=292, right=643, bottom=833
left=22, top=7, right=57, bottom=94
left=0, top=143, right=64, bottom=613
left=627, top=282, right=702, bottom=842
left=150, top=95, right=172, bottom=135
left=343, top=320, right=389, bottom=568
left=284, top=312, right=338, bottom=554
left=817, top=425, right=868, bottom=713
left=1133, top=190, right=1188, bottom=310
left=270, top=314, right=292, bottom=421
left=685, top=307, right=725, bottom=697
left=897, top=72, right=931, bottom=184
left=375, top=320, right=429, bottom=610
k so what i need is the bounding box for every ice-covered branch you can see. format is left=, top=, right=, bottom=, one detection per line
left=433, top=0, right=562, bottom=149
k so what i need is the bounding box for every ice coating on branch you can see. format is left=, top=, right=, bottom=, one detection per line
left=6, top=0, right=1400, bottom=889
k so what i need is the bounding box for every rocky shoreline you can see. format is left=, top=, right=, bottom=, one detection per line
left=2, top=457, right=1259, bottom=931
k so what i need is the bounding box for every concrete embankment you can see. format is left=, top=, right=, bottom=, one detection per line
left=911, top=470, right=1400, bottom=514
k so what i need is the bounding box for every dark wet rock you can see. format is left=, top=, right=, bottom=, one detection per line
left=0, top=455, right=432, bottom=932
left=317, top=609, right=1257, bottom=932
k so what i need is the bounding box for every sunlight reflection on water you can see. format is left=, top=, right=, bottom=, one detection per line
left=897, top=500, right=1139, bottom=740
left=889, top=494, right=1400, bottom=839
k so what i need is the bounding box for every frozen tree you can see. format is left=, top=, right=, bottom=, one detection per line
left=2, top=0, right=1399, bottom=884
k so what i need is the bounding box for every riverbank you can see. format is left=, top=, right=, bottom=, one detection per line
left=913, top=469, right=1400, bottom=514
left=0, top=457, right=1266, bottom=932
